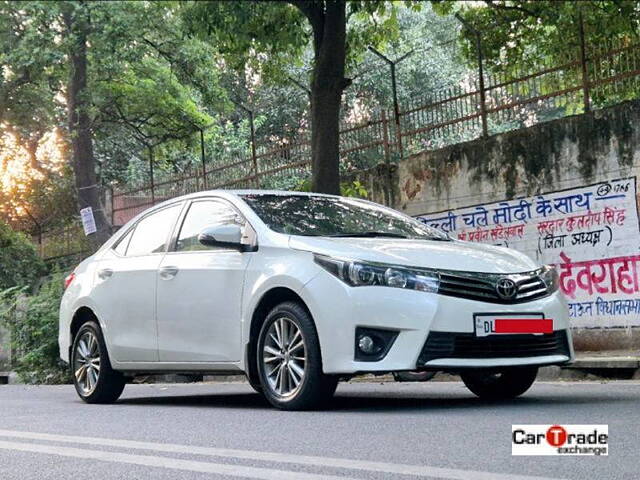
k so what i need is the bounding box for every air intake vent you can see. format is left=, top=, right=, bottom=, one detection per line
left=418, top=330, right=570, bottom=365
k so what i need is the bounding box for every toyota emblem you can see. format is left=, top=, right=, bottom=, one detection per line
left=495, top=278, right=517, bottom=300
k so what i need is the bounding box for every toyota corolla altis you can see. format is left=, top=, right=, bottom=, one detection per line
left=59, top=191, right=573, bottom=410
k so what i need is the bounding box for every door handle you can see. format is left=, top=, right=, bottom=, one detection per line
left=98, top=268, right=113, bottom=280
left=159, top=266, right=179, bottom=280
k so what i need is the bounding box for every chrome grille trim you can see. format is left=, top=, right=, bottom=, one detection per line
left=436, top=269, right=551, bottom=304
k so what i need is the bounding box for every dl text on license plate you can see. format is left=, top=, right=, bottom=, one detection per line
left=474, top=314, right=552, bottom=337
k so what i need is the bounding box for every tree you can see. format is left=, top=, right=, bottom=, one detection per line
left=184, top=1, right=407, bottom=194
left=0, top=127, right=74, bottom=234
left=433, top=1, right=640, bottom=82
left=61, top=2, right=111, bottom=244
left=0, top=222, right=46, bottom=291
left=1, top=1, right=223, bottom=244
left=293, top=1, right=348, bottom=195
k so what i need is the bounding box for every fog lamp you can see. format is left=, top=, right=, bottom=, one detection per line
left=358, top=335, right=376, bottom=354
left=354, top=327, right=399, bottom=362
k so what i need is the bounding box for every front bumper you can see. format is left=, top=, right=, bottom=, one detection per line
left=303, top=270, right=574, bottom=374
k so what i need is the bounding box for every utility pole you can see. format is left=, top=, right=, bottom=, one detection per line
left=368, top=47, right=413, bottom=159
left=200, top=128, right=207, bottom=189
left=578, top=10, right=591, bottom=113
left=236, top=102, right=259, bottom=187
left=455, top=14, right=488, bottom=138
left=148, top=145, right=155, bottom=204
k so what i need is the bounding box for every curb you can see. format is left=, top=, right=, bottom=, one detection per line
left=565, top=357, right=640, bottom=369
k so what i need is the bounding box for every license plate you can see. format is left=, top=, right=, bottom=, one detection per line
left=474, top=313, right=552, bottom=337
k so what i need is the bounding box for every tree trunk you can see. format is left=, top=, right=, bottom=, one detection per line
left=306, top=0, right=348, bottom=195
left=63, top=4, right=111, bottom=246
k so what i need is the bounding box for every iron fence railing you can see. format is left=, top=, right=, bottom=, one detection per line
left=39, top=37, right=640, bottom=259
left=35, top=224, right=92, bottom=263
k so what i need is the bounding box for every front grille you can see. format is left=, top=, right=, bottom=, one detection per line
left=418, top=330, right=570, bottom=364
left=438, top=271, right=549, bottom=304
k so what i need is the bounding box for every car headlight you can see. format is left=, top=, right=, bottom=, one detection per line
left=314, top=254, right=440, bottom=292
left=539, top=264, right=559, bottom=293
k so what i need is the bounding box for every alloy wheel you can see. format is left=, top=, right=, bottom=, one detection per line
left=73, top=331, right=101, bottom=395
left=262, top=317, right=307, bottom=398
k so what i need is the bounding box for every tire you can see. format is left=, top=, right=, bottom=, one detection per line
left=256, top=301, right=337, bottom=410
left=71, top=321, right=126, bottom=404
left=247, top=376, right=264, bottom=394
left=461, top=367, right=538, bottom=400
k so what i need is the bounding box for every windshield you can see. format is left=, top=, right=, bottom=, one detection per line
left=240, top=194, right=449, bottom=240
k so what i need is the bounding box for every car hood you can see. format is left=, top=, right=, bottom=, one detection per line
left=288, top=236, right=539, bottom=274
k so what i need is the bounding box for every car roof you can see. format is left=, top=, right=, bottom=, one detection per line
left=218, top=189, right=339, bottom=198
left=151, top=189, right=342, bottom=206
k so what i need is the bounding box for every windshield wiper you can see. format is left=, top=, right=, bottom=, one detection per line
left=326, top=231, right=408, bottom=238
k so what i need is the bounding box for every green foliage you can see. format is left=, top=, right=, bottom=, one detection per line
left=433, top=1, right=640, bottom=76
left=341, top=180, right=368, bottom=199
left=182, top=1, right=310, bottom=79
left=1, top=1, right=470, bottom=200
left=295, top=178, right=368, bottom=199
left=350, top=4, right=468, bottom=107
left=183, top=1, right=410, bottom=98
left=428, top=1, right=640, bottom=136
left=0, top=222, right=46, bottom=290
left=0, top=273, right=70, bottom=384
left=0, top=2, right=65, bottom=133
left=98, top=58, right=214, bottom=146
left=1, top=1, right=227, bottom=205
left=294, top=178, right=313, bottom=193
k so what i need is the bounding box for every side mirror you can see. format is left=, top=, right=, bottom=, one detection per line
left=198, top=224, right=243, bottom=250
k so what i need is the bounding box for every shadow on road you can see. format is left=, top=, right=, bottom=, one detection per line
left=118, top=392, right=272, bottom=409
left=115, top=387, right=628, bottom=412
left=328, top=393, right=626, bottom=412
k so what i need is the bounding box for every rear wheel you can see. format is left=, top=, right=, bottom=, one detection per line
left=257, top=301, right=337, bottom=410
left=461, top=367, right=538, bottom=400
left=71, top=321, right=126, bottom=404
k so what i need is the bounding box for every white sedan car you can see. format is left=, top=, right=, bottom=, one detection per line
left=60, top=190, right=573, bottom=410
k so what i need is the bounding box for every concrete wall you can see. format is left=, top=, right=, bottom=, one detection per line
left=353, top=100, right=640, bottom=351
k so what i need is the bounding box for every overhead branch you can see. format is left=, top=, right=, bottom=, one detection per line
left=288, top=0, right=325, bottom=53
left=288, top=0, right=323, bottom=28
left=483, top=1, right=539, bottom=18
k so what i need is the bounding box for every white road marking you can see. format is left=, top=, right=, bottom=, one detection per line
left=0, top=440, right=355, bottom=480
left=0, top=429, right=568, bottom=480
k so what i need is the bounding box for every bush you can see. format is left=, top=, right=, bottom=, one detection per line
left=0, top=273, right=70, bottom=384
left=0, top=222, right=47, bottom=290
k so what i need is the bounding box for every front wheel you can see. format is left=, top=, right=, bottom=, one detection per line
left=257, top=301, right=337, bottom=410
left=71, top=321, right=126, bottom=404
left=461, top=367, right=538, bottom=400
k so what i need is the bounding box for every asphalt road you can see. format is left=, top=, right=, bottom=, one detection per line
left=0, top=380, right=638, bottom=480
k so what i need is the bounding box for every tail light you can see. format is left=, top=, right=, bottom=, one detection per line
left=64, top=271, right=76, bottom=289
